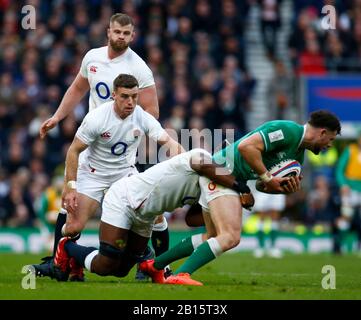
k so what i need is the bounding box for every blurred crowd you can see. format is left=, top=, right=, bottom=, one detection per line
left=0, top=0, right=360, bottom=254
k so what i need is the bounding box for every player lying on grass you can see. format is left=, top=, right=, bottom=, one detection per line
left=32, top=74, right=183, bottom=280
left=47, top=149, right=258, bottom=282
left=140, top=110, right=341, bottom=285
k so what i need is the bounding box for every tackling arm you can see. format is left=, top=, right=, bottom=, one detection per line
left=157, top=132, right=185, bottom=157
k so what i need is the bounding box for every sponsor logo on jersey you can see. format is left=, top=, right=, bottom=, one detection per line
left=89, top=65, right=98, bottom=73
left=277, top=152, right=286, bottom=160
left=208, top=181, right=217, bottom=191
left=268, top=130, right=284, bottom=143
left=101, top=132, right=111, bottom=139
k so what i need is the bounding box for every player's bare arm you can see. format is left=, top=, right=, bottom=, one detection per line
left=157, top=132, right=185, bottom=156
left=138, top=85, right=159, bottom=119
left=39, top=73, right=90, bottom=139
left=238, top=133, right=298, bottom=194
left=62, top=137, right=89, bottom=213
left=189, top=151, right=254, bottom=209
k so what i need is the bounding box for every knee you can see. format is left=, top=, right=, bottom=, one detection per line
left=64, top=223, right=82, bottom=237
left=95, top=258, right=119, bottom=276
left=222, top=232, right=241, bottom=250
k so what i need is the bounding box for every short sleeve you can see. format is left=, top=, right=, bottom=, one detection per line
left=79, top=51, right=91, bottom=79
left=75, top=113, right=98, bottom=145
left=259, top=122, right=301, bottom=153
left=134, top=61, right=155, bottom=89
left=142, top=111, right=165, bottom=141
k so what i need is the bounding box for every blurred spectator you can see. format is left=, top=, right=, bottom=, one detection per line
left=335, top=132, right=361, bottom=254
left=259, top=0, right=282, bottom=60
left=306, top=146, right=339, bottom=184
left=1, top=176, right=36, bottom=227
left=267, top=60, right=293, bottom=120
left=251, top=188, right=286, bottom=258
left=306, top=175, right=342, bottom=254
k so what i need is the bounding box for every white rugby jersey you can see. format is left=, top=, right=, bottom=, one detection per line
left=124, top=149, right=210, bottom=219
left=80, top=46, right=155, bottom=111
left=76, top=101, right=165, bottom=177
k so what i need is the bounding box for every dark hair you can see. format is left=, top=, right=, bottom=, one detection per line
left=113, top=74, right=139, bottom=90
left=308, top=110, right=341, bottom=134
left=110, top=13, right=134, bottom=27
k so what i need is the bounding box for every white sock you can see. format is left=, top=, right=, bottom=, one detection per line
left=191, top=233, right=204, bottom=249
left=84, top=250, right=98, bottom=272
left=207, top=238, right=223, bottom=257
left=152, top=217, right=168, bottom=232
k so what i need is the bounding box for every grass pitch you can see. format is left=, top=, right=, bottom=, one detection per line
left=0, top=252, right=360, bottom=300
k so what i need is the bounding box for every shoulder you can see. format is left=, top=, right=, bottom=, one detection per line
left=127, top=48, right=152, bottom=69
left=83, top=46, right=107, bottom=62
left=86, top=101, right=112, bottom=121
left=133, top=105, right=156, bottom=123
left=261, top=120, right=303, bottom=135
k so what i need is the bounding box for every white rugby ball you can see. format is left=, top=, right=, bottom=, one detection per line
left=268, top=159, right=301, bottom=178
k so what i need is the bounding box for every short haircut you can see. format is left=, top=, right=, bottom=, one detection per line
left=113, top=74, right=139, bottom=90
left=110, top=13, right=134, bottom=27
left=308, top=110, right=341, bottom=134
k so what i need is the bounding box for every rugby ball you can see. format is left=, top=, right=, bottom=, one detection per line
left=268, top=159, right=301, bottom=178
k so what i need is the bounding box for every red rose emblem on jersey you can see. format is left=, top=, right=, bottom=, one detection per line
left=90, top=65, right=98, bottom=73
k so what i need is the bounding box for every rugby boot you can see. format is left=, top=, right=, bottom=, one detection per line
left=52, top=237, right=71, bottom=282
left=69, top=257, right=85, bottom=282
left=31, top=256, right=55, bottom=279
left=139, top=259, right=165, bottom=284
left=165, top=273, right=203, bottom=286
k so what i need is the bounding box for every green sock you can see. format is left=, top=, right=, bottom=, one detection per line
left=270, top=229, right=278, bottom=247
left=175, top=240, right=216, bottom=275
left=154, top=236, right=194, bottom=270
left=257, top=231, right=265, bottom=248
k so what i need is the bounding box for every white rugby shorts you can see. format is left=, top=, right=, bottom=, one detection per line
left=198, top=176, right=239, bottom=212
left=77, top=166, right=138, bottom=203
left=101, top=180, right=154, bottom=238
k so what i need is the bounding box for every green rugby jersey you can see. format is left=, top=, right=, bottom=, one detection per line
left=213, top=120, right=306, bottom=181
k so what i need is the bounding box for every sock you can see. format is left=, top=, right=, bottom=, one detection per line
left=151, top=228, right=169, bottom=257
left=84, top=250, right=99, bottom=272
left=153, top=236, right=194, bottom=270
left=175, top=238, right=222, bottom=275
left=64, top=241, right=97, bottom=267
left=52, top=210, right=67, bottom=257
left=257, top=222, right=265, bottom=249
left=270, top=221, right=279, bottom=247
left=152, top=218, right=169, bottom=256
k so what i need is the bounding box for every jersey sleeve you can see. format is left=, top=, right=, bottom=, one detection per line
left=259, top=122, right=303, bottom=153
left=142, top=111, right=166, bottom=141
left=79, top=50, right=91, bottom=79
left=75, top=112, right=99, bottom=145
left=133, top=60, right=155, bottom=89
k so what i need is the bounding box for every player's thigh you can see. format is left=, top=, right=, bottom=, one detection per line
left=208, top=195, right=242, bottom=236
left=99, top=220, right=130, bottom=249
left=66, top=194, right=99, bottom=226
left=101, top=179, right=153, bottom=246
left=126, top=230, right=150, bottom=255
left=198, top=176, right=241, bottom=234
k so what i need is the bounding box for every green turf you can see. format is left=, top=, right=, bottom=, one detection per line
left=0, top=252, right=360, bottom=300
